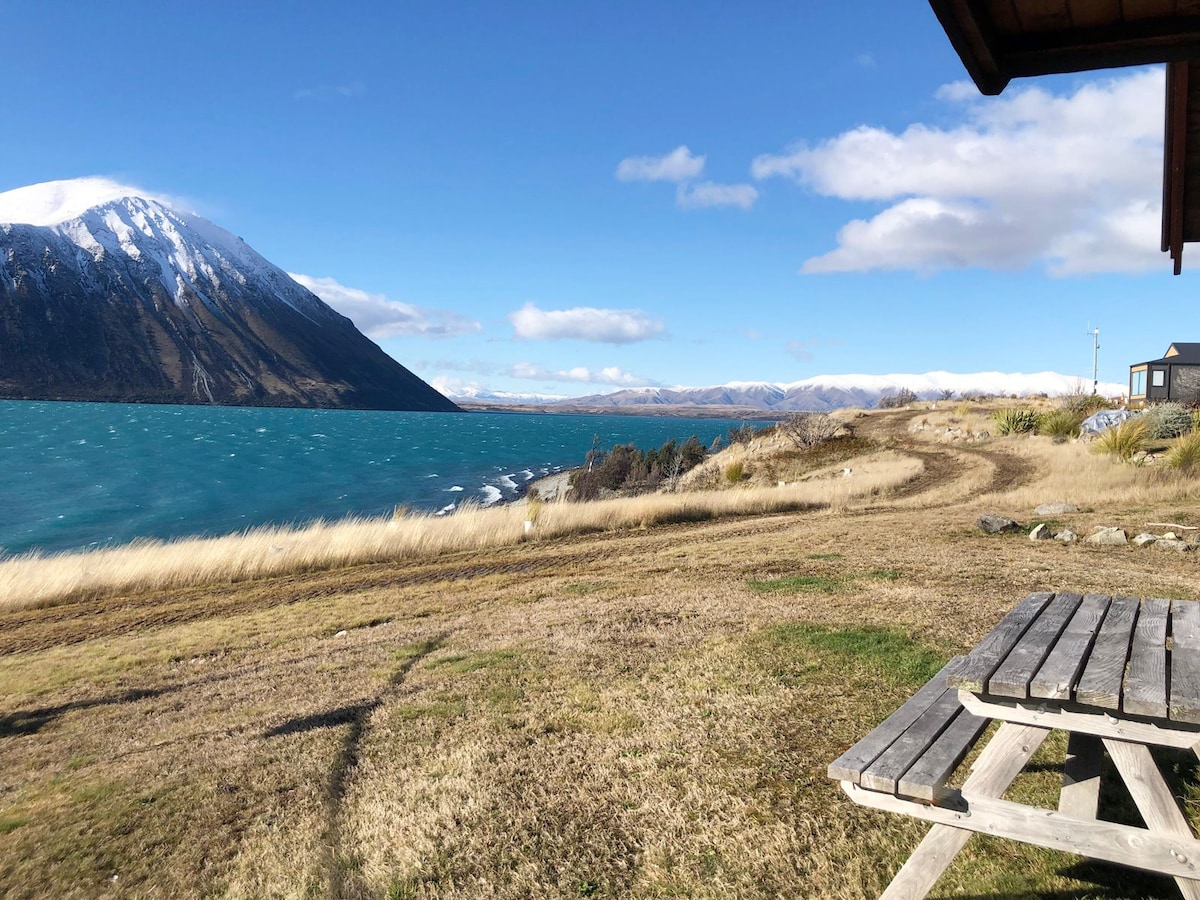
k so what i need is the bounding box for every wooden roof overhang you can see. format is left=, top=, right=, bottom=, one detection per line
left=929, top=0, right=1200, bottom=273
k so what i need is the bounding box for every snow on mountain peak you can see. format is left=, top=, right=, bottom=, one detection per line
left=0, top=177, right=183, bottom=226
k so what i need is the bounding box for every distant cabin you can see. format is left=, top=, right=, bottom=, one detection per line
left=1129, top=343, right=1200, bottom=406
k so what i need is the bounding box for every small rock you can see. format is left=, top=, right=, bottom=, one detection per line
left=1155, top=538, right=1192, bottom=552
left=1036, top=502, right=1078, bottom=516
left=335, top=630, right=348, bottom=637
left=1133, top=533, right=1158, bottom=547
left=1163, top=531, right=1180, bottom=541
left=1087, top=527, right=1128, bottom=546
left=978, top=514, right=1021, bottom=534
left=1029, top=523, right=1052, bottom=541
left=1056, top=529, right=1078, bottom=543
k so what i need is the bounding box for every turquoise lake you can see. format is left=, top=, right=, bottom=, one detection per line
left=0, top=401, right=752, bottom=556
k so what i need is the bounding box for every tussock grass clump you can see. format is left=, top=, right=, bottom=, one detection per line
left=1165, top=432, right=1200, bottom=473
left=724, top=461, right=745, bottom=484
left=991, top=408, right=1038, bottom=435
left=1143, top=402, right=1194, bottom=439
left=1036, top=409, right=1085, bottom=441
left=1092, top=417, right=1150, bottom=462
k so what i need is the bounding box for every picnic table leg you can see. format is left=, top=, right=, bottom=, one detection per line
left=1103, top=739, right=1200, bottom=900
left=1059, top=732, right=1102, bottom=819
left=879, top=723, right=1049, bottom=900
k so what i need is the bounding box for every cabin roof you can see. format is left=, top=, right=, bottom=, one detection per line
left=1133, top=342, right=1200, bottom=367
left=929, top=1, right=1200, bottom=273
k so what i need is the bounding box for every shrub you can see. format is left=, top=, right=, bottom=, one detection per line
left=1143, top=402, right=1194, bottom=439
left=1092, top=417, right=1150, bottom=462
left=1036, top=409, right=1085, bottom=441
left=991, top=408, right=1038, bottom=435
left=1060, top=391, right=1109, bottom=416
left=779, top=412, right=839, bottom=449
left=1165, top=432, right=1200, bottom=473
left=877, top=387, right=918, bottom=409
left=953, top=401, right=971, bottom=418
left=724, top=461, right=745, bottom=484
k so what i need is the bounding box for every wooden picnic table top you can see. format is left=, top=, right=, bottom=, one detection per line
left=947, top=591, right=1200, bottom=725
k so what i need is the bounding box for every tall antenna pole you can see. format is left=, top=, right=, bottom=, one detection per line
left=1087, top=327, right=1100, bottom=394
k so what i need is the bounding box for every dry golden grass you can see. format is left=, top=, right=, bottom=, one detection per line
left=0, top=405, right=1195, bottom=899
left=0, top=450, right=920, bottom=613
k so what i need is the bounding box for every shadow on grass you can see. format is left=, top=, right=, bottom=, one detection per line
left=260, top=635, right=448, bottom=899
left=0, top=685, right=179, bottom=738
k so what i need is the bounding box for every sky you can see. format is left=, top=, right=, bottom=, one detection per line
left=1, top=1, right=1187, bottom=398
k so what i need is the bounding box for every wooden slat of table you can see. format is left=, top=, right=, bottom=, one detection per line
left=828, top=657, right=964, bottom=783
left=859, top=687, right=963, bottom=794
left=1171, top=599, right=1200, bottom=724
left=896, top=708, right=989, bottom=802
left=1125, top=598, right=1170, bottom=717
left=1077, top=595, right=1140, bottom=710
left=948, top=592, right=1054, bottom=693
left=988, top=593, right=1083, bottom=698
left=1030, top=593, right=1110, bottom=700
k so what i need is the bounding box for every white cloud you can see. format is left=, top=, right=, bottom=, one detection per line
left=289, top=274, right=481, bottom=338
left=676, top=181, right=759, bottom=210
left=509, top=362, right=656, bottom=387
left=616, top=145, right=705, bottom=182
left=509, top=302, right=666, bottom=343
left=752, top=68, right=1165, bottom=275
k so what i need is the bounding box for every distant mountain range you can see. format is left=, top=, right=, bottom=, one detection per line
left=450, top=371, right=1127, bottom=414
left=0, top=179, right=458, bottom=411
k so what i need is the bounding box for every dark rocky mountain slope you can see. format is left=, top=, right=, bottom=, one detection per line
left=0, top=180, right=459, bottom=411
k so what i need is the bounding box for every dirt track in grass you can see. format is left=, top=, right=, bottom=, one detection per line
left=1, top=406, right=1196, bottom=899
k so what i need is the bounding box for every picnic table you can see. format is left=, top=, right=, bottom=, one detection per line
left=829, top=592, right=1200, bottom=899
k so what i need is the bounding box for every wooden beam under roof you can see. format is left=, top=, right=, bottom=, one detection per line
left=930, top=0, right=1200, bottom=273
left=930, top=0, right=1200, bottom=95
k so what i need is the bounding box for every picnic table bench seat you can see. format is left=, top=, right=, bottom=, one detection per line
left=828, top=657, right=987, bottom=805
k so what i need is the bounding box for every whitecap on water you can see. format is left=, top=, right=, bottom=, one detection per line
left=436, top=502, right=456, bottom=516
left=479, top=485, right=503, bottom=506
left=498, top=474, right=518, bottom=491
left=447, top=485, right=464, bottom=492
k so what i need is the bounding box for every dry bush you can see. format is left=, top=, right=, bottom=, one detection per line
left=778, top=412, right=840, bottom=449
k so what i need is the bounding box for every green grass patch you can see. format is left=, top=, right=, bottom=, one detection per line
left=0, top=813, right=30, bottom=834
left=748, top=575, right=842, bottom=594
left=759, top=623, right=947, bottom=686
left=392, top=699, right=467, bottom=721
left=749, top=569, right=903, bottom=593
left=427, top=649, right=520, bottom=674
left=562, top=581, right=613, bottom=596
left=806, top=552, right=843, bottom=560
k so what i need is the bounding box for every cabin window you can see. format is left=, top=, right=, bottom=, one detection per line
left=1153, top=370, right=1166, bottom=387
left=1131, top=370, right=1146, bottom=396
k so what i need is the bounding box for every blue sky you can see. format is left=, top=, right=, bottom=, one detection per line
left=1, top=2, right=1185, bottom=397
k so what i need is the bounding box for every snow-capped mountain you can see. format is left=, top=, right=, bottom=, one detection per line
left=557, top=371, right=1128, bottom=412
left=0, top=178, right=458, bottom=411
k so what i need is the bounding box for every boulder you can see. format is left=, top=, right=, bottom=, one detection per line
left=1035, top=502, right=1078, bottom=516
left=1155, top=538, right=1192, bottom=552
left=1029, top=524, right=1052, bottom=541
left=1132, top=533, right=1158, bottom=547
left=978, top=514, right=1021, bottom=534
left=1087, top=527, right=1128, bottom=546
left=1056, top=529, right=1078, bottom=543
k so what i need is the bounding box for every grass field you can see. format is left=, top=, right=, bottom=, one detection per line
left=2, top=405, right=1198, bottom=898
